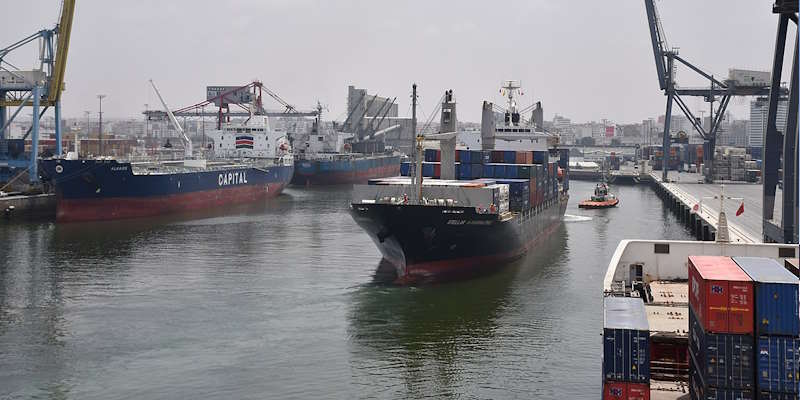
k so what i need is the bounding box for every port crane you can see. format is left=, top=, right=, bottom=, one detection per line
left=0, top=0, right=75, bottom=182
left=644, top=0, right=797, bottom=243
left=643, top=0, right=778, bottom=184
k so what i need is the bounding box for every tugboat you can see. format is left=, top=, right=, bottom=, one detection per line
left=578, top=182, right=618, bottom=209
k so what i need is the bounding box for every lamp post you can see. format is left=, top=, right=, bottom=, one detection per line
left=98, top=94, right=106, bottom=156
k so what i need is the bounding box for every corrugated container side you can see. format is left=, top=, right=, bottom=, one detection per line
left=490, top=150, right=503, bottom=163
left=470, top=164, right=483, bottom=179
left=533, top=151, right=548, bottom=164
left=733, top=257, right=800, bottom=337
left=400, top=162, right=410, bottom=176
left=482, top=164, right=495, bottom=178
left=757, top=336, right=799, bottom=394
left=493, top=164, right=506, bottom=179
left=690, top=355, right=755, bottom=400
left=503, top=150, right=516, bottom=164
left=689, top=256, right=755, bottom=334
left=603, top=297, right=650, bottom=383
left=458, top=163, right=471, bottom=180
left=689, top=306, right=755, bottom=390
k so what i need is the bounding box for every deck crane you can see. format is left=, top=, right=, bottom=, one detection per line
left=643, top=0, right=777, bottom=184
left=0, top=0, right=76, bottom=182
left=149, top=80, right=193, bottom=159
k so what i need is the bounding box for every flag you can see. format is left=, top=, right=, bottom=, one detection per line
left=735, top=201, right=744, bottom=216
left=692, top=203, right=699, bottom=212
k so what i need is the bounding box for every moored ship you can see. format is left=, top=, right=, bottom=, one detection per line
left=350, top=82, right=569, bottom=283
left=291, top=104, right=401, bottom=186
left=39, top=81, right=294, bottom=222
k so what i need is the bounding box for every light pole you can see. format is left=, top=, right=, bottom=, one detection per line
left=98, top=94, right=106, bottom=156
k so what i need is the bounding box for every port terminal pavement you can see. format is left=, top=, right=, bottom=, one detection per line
left=649, top=171, right=781, bottom=244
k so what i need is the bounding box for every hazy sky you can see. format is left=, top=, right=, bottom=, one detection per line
left=2, top=0, right=794, bottom=123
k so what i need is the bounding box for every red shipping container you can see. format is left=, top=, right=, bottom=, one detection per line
left=491, top=150, right=504, bottom=163
left=433, top=163, right=441, bottom=178
left=454, top=151, right=459, bottom=162
left=435, top=150, right=441, bottom=162
left=514, top=151, right=526, bottom=164
left=603, top=381, right=627, bottom=399
left=688, top=256, right=754, bottom=334
left=525, top=151, right=533, bottom=164
left=626, top=383, right=650, bottom=400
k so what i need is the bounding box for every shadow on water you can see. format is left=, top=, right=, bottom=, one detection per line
left=346, top=224, right=569, bottom=398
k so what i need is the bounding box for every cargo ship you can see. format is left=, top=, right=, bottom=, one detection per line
left=39, top=81, right=294, bottom=222
left=350, top=82, right=570, bottom=283
left=291, top=104, right=401, bottom=185
left=601, top=216, right=799, bottom=398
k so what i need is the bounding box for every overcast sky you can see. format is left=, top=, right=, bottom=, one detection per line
left=2, top=0, right=794, bottom=123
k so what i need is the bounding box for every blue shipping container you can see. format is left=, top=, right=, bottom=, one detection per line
left=458, top=163, right=471, bottom=180
left=422, top=162, right=435, bottom=177
left=469, top=150, right=483, bottom=164
left=733, top=257, right=800, bottom=336
left=603, top=297, right=650, bottom=383
left=690, top=356, right=755, bottom=400
left=492, top=164, right=507, bottom=179
left=482, top=164, right=495, bottom=178
left=533, top=151, right=549, bottom=164
left=424, top=148, right=438, bottom=162
left=504, top=165, right=519, bottom=179
left=470, top=163, right=483, bottom=179
left=503, top=150, right=516, bottom=164
left=757, top=336, right=799, bottom=394
left=400, top=162, right=411, bottom=176
left=689, top=307, right=755, bottom=390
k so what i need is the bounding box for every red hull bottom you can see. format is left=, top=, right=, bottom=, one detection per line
left=56, top=183, right=286, bottom=222
left=293, top=165, right=400, bottom=186
left=387, top=219, right=563, bottom=285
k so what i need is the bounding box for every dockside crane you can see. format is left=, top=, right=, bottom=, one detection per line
left=0, top=0, right=75, bottom=182
left=643, top=0, right=779, bottom=184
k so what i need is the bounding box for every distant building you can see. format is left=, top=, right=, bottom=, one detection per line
left=748, top=97, right=787, bottom=148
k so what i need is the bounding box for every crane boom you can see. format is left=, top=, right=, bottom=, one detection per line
left=48, top=0, right=75, bottom=103
left=149, top=80, right=193, bottom=159
left=644, top=0, right=669, bottom=90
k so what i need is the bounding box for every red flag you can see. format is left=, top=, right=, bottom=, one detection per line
left=693, top=203, right=699, bottom=212
left=735, top=202, right=744, bottom=216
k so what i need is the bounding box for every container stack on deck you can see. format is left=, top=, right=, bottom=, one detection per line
left=603, top=297, right=651, bottom=400
left=401, top=149, right=563, bottom=213
left=687, top=255, right=799, bottom=400
left=688, top=256, right=756, bottom=399
left=732, top=257, right=799, bottom=399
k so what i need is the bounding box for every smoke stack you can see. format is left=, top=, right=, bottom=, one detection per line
left=440, top=90, right=457, bottom=180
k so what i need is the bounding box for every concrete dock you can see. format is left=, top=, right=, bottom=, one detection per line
left=0, top=193, right=56, bottom=220
left=649, top=171, right=778, bottom=243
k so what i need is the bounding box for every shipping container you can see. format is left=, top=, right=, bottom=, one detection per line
left=689, top=307, right=755, bottom=390
left=756, top=336, right=799, bottom=394
left=400, top=161, right=411, bottom=176
left=503, top=150, right=517, bottom=164
left=480, top=150, right=492, bottom=164
left=533, top=151, right=549, bottom=165
left=493, top=164, right=507, bottom=179
left=603, top=297, right=650, bottom=383
left=756, top=391, right=799, bottom=399
left=689, top=256, right=755, bottom=334
left=690, top=356, right=755, bottom=400
left=482, top=164, right=495, bottom=179
left=458, top=163, right=472, bottom=180
left=470, top=164, right=483, bottom=180
left=602, top=381, right=650, bottom=400
left=422, top=162, right=436, bottom=177
left=733, top=257, right=800, bottom=337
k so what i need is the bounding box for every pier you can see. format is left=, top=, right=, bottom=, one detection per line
left=0, top=193, right=56, bottom=220
left=649, top=171, right=776, bottom=243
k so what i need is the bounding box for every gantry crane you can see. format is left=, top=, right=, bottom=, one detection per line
left=0, top=0, right=76, bottom=182
left=643, top=0, right=778, bottom=184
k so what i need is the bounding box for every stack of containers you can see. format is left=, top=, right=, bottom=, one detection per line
left=732, top=257, right=799, bottom=399
left=687, top=256, right=756, bottom=399
left=558, top=148, right=570, bottom=191
left=456, top=150, right=484, bottom=180
left=496, top=179, right=530, bottom=212
left=603, top=296, right=651, bottom=400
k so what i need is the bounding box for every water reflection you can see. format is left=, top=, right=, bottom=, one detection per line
left=347, top=224, right=568, bottom=398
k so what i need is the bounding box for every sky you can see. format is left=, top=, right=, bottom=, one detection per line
left=1, top=0, right=794, bottom=124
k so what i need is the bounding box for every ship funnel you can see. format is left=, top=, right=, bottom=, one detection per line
left=532, top=101, right=544, bottom=130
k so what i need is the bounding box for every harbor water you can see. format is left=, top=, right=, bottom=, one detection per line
left=0, top=180, right=694, bottom=399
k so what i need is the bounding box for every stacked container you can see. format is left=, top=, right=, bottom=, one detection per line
left=732, top=257, right=799, bottom=399
left=603, top=297, right=651, bottom=400
left=687, top=256, right=756, bottom=399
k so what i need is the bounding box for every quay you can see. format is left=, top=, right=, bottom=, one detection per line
left=648, top=171, right=777, bottom=243
left=0, top=193, right=56, bottom=220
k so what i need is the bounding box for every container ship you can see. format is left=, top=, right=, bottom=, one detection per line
left=601, top=220, right=798, bottom=398
left=39, top=81, right=294, bottom=222
left=350, top=82, right=570, bottom=283
left=291, top=104, right=401, bottom=186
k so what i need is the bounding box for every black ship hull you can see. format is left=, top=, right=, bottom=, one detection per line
left=350, top=194, right=568, bottom=283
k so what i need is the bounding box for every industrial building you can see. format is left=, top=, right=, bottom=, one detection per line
left=748, top=96, right=788, bottom=148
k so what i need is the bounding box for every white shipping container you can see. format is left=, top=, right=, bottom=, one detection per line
left=728, top=69, right=771, bottom=87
